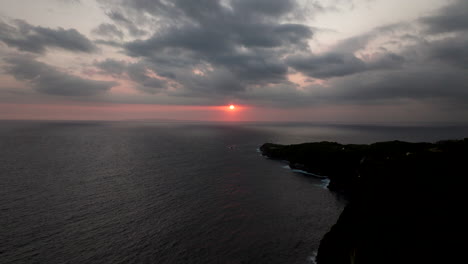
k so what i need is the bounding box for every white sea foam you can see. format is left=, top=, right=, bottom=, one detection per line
left=260, top=148, right=330, bottom=190
left=317, top=178, right=331, bottom=189
left=291, top=169, right=327, bottom=179
left=307, top=251, right=318, bottom=263
left=281, top=164, right=330, bottom=189
left=280, top=163, right=330, bottom=188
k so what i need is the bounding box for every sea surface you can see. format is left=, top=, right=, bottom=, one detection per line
left=1, top=121, right=467, bottom=264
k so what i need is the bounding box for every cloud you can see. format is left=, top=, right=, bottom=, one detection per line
left=2, top=0, right=468, bottom=120
left=58, top=0, right=81, bottom=3
left=230, top=0, right=296, bottom=17
left=420, top=0, right=468, bottom=34
left=106, top=11, right=147, bottom=37
left=95, top=58, right=128, bottom=76
left=0, top=19, right=98, bottom=54
left=3, top=56, right=116, bottom=96
left=92, top=23, right=124, bottom=40
left=126, top=63, right=168, bottom=93
left=318, top=66, right=468, bottom=104
left=288, top=53, right=365, bottom=78
left=424, top=34, right=468, bottom=69
left=94, top=59, right=168, bottom=93
left=102, top=0, right=312, bottom=97
left=85, top=0, right=468, bottom=111
left=287, top=52, right=404, bottom=79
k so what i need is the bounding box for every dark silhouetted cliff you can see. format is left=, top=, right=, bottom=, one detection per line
left=261, top=139, right=468, bottom=264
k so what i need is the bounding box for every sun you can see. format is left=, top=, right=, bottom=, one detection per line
left=229, top=105, right=235, bottom=110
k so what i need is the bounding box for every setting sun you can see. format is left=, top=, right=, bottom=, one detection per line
left=229, top=105, right=235, bottom=110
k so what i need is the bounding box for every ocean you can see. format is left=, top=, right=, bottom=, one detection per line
left=1, top=121, right=467, bottom=263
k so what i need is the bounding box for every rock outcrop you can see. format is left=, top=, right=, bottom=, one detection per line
left=261, top=139, right=468, bottom=264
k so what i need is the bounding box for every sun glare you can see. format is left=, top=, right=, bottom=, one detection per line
left=229, top=105, right=235, bottom=110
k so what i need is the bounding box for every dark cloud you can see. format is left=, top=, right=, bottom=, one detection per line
left=312, top=66, right=468, bottom=107
left=92, top=23, right=124, bottom=40
left=4, top=56, right=116, bottom=96
left=126, top=63, right=168, bottom=93
left=94, top=39, right=123, bottom=47
left=231, top=0, right=296, bottom=16
left=0, top=19, right=98, bottom=54
left=327, top=32, right=414, bottom=90
left=106, top=11, right=147, bottom=37
left=95, top=58, right=127, bottom=76
left=94, top=59, right=168, bottom=93
left=287, top=53, right=366, bottom=78
left=287, top=52, right=404, bottom=78
left=285, top=44, right=468, bottom=106
left=425, top=34, right=468, bottom=69
left=111, top=0, right=312, bottom=96
left=3, top=0, right=467, bottom=116
left=90, top=0, right=468, bottom=111
left=420, top=0, right=468, bottom=34
left=240, top=62, right=468, bottom=108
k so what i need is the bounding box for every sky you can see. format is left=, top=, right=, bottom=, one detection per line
left=0, top=0, right=467, bottom=123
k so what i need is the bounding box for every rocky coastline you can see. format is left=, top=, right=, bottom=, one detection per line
left=260, top=139, right=468, bottom=264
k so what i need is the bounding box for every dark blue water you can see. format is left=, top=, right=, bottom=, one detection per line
left=1, top=121, right=467, bottom=263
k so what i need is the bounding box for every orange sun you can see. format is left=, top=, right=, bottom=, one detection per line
left=229, top=105, right=235, bottom=110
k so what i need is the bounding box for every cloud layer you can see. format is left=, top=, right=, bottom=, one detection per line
left=1, top=0, right=468, bottom=121
left=4, top=56, right=116, bottom=96
left=0, top=19, right=97, bottom=54
left=96, top=0, right=468, bottom=105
